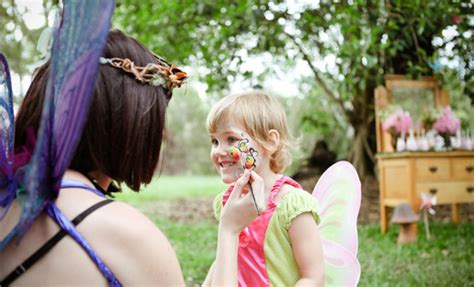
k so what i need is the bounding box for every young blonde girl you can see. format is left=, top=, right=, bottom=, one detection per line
left=203, top=90, right=325, bottom=286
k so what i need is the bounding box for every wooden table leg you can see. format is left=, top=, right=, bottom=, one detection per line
left=452, top=203, right=460, bottom=223
left=380, top=204, right=388, bottom=234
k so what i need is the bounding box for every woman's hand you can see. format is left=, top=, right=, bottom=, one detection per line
left=219, top=170, right=265, bottom=235
left=211, top=170, right=265, bottom=286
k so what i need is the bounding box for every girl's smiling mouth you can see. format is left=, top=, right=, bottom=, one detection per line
left=219, top=160, right=237, bottom=168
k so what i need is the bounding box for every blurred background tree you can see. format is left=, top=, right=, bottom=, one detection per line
left=162, top=86, right=216, bottom=175
left=114, top=0, right=472, bottom=177
left=2, top=0, right=472, bottom=178
left=0, top=0, right=60, bottom=103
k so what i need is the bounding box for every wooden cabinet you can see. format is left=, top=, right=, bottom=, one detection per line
left=377, top=152, right=474, bottom=233
left=375, top=75, right=474, bottom=233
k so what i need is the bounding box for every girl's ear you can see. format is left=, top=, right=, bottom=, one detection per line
left=267, top=129, right=280, bottom=153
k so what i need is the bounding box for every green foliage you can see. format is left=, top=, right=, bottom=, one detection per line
left=284, top=89, right=351, bottom=163
left=0, top=0, right=58, bottom=99
left=113, top=0, right=472, bottom=175
left=163, top=87, right=217, bottom=175
left=436, top=68, right=474, bottom=130
left=1, top=1, right=471, bottom=176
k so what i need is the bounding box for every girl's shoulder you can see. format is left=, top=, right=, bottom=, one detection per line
left=274, top=185, right=321, bottom=230
left=275, top=183, right=312, bottom=205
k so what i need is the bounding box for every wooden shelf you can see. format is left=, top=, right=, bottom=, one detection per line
left=376, top=151, right=474, bottom=159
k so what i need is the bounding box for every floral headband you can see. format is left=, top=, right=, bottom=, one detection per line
left=99, top=53, right=188, bottom=90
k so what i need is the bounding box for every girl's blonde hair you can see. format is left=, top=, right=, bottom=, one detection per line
left=206, top=90, right=296, bottom=173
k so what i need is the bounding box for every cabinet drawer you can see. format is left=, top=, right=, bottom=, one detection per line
left=381, top=162, right=410, bottom=199
left=452, top=158, right=474, bottom=180
left=416, top=182, right=474, bottom=204
left=416, top=159, right=450, bottom=180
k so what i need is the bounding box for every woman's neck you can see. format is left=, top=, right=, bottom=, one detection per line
left=87, top=170, right=112, bottom=192
left=63, top=170, right=111, bottom=192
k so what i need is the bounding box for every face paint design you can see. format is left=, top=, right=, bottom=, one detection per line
left=245, top=148, right=259, bottom=170
left=228, top=133, right=259, bottom=178
left=238, top=138, right=250, bottom=153
left=229, top=146, right=240, bottom=161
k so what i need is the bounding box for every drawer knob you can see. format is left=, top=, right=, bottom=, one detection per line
left=429, top=188, right=438, bottom=195
left=467, top=187, right=474, bottom=193
left=466, top=166, right=473, bottom=173
left=429, top=166, right=438, bottom=173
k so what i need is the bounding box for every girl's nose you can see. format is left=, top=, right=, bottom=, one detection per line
left=214, top=145, right=230, bottom=157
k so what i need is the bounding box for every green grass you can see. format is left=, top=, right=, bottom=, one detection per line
left=114, top=175, right=226, bottom=204
left=358, top=222, right=474, bottom=286
left=116, top=176, right=474, bottom=286
left=151, top=220, right=474, bottom=286
left=152, top=217, right=217, bottom=286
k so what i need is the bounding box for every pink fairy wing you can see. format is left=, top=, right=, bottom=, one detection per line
left=312, top=161, right=361, bottom=285
left=322, top=238, right=361, bottom=286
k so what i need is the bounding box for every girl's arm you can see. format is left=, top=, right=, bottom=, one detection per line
left=289, top=212, right=325, bottom=287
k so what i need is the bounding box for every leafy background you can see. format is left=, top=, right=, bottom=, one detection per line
left=1, top=1, right=473, bottom=286
left=2, top=0, right=472, bottom=177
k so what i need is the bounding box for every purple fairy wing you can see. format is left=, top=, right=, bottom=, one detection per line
left=0, top=53, right=15, bottom=220
left=17, top=0, right=115, bottom=238
left=312, top=161, right=361, bottom=286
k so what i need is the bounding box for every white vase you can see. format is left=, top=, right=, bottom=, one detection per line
left=434, top=135, right=444, bottom=151
left=396, top=135, right=406, bottom=152
left=406, top=129, right=418, bottom=151
left=418, top=133, right=430, bottom=151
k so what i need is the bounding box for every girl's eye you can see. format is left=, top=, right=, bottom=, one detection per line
left=211, top=138, right=218, bottom=146
left=228, top=136, right=239, bottom=144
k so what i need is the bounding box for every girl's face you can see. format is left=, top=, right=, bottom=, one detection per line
left=209, top=123, right=264, bottom=184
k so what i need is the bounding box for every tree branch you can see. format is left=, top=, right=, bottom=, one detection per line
left=410, top=25, right=423, bottom=64
left=284, top=32, right=350, bottom=122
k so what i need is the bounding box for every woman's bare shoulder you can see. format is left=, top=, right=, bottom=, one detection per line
left=82, top=200, right=185, bottom=285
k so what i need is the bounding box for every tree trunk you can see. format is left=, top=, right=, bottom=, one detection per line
left=348, top=122, right=370, bottom=179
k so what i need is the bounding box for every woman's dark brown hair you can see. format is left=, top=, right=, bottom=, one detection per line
left=14, top=29, right=171, bottom=191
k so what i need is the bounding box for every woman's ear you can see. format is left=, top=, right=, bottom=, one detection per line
left=267, top=129, right=280, bottom=153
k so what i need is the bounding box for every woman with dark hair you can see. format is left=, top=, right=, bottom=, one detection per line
left=0, top=29, right=263, bottom=286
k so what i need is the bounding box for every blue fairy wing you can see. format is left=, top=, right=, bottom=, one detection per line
left=0, top=53, right=15, bottom=219
left=312, top=161, right=362, bottom=286
left=17, top=0, right=115, bottom=238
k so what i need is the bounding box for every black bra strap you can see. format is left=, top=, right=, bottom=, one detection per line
left=0, top=199, right=114, bottom=286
